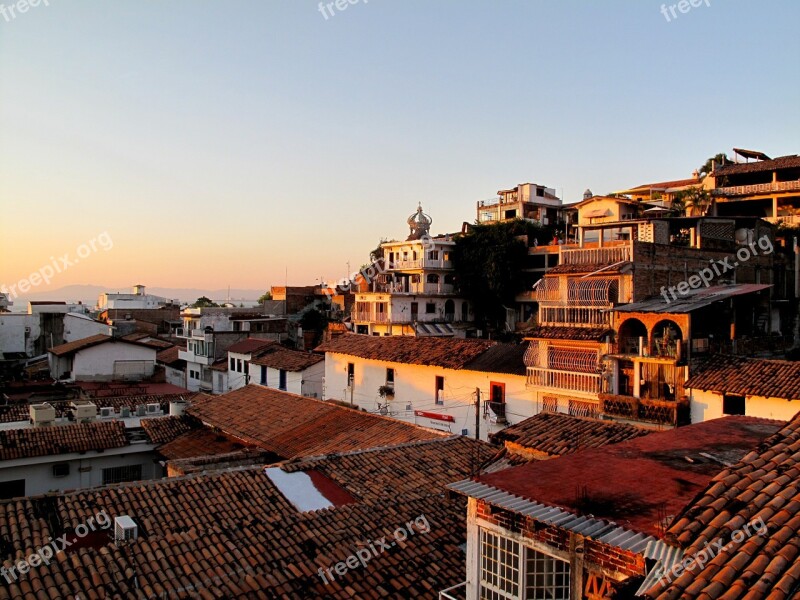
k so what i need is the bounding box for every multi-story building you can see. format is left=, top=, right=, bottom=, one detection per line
left=707, top=149, right=800, bottom=224
left=352, top=205, right=473, bottom=336
left=97, top=284, right=179, bottom=311
left=476, top=181, right=562, bottom=225
left=522, top=195, right=780, bottom=428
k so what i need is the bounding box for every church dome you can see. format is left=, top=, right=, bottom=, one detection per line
left=407, top=204, right=432, bottom=240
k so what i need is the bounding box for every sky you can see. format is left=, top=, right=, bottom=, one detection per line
left=1, top=0, right=798, bottom=296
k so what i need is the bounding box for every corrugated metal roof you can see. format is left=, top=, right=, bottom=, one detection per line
left=448, top=479, right=655, bottom=554
left=634, top=541, right=684, bottom=596
left=611, top=284, right=771, bottom=314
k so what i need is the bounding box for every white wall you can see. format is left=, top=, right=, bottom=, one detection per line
left=63, top=314, right=110, bottom=342
left=690, top=388, right=800, bottom=423
left=323, top=352, right=533, bottom=441
left=0, top=313, right=39, bottom=356
left=0, top=446, right=160, bottom=498
left=59, top=342, right=156, bottom=381
left=165, top=365, right=186, bottom=389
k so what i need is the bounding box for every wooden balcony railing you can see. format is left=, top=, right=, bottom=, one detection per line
left=527, top=368, right=601, bottom=394
left=599, top=393, right=689, bottom=427
left=560, top=245, right=631, bottom=266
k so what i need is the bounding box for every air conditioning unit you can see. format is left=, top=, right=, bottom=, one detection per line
left=136, top=405, right=146, bottom=417
left=99, top=407, right=114, bottom=418
left=120, top=407, right=131, bottom=418
left=146, top=403, right=160, bottom=415
left=461, top=429, right=469, bottom=436
left=70, top=401, right=98, bottom=423
left=114, top=516, right=138, bottom=543
left=30, top=403, right=56, bottom=427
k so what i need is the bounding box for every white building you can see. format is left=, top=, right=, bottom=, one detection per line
left=98, top=284, right=178, bottom=311
left=248, top=345, right=324, bottom=398
left=352, top=205, right=473, bottom=337
left=317, top=334, right=533, bottom=441
left=225, top=338, right=277, bottom=391
left=687, top=355, right=800, bottom=422
left=476, top=181, right=562, bottom=225
left=0, top=404, right=161, bottom=499
left=48, top=334, right=157, bottom=382
left=63, top=313, right=111, bottom=342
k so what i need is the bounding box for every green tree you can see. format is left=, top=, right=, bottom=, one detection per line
left=191, top=296, right=219, bottom=308
left=258, top=291, right=272, bottom=304
left=699, top=153, right=731, bottom=178
left=452, top=220, right=547, bottom=334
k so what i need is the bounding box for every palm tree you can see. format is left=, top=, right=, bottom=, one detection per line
left=683, top=188, right=712, bottom=216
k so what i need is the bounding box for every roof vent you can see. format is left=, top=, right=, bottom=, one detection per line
left=114, top=516, right=138, bottom=543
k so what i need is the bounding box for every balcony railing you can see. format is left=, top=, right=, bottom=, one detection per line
left=713, top=180, right=800, bottom=197
left=439, top=582, right=467, bottom=600
left=537, top=306, right=611, bottom=327
left=527, top=367, right=601, bottom=394
left=599, top=394, right=689, bottom=427
left=560, top=245, right=631, bottom=266
left=176, top=328, right=212, bottom=340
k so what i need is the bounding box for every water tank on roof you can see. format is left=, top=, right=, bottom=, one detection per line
left=735, top=228, right=754, bottom=245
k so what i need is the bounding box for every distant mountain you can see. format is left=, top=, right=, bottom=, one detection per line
left=10, top=284, right=265, bottom=309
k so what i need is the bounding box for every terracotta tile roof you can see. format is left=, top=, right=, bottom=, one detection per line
left=0, top=393, right=196, bottom=424
left=249, top=346, right=325, bottom=371
left=648, top=413, right=800, bottom=599
left=685, top=355, right=800, bottom=400
left=712, top=154, right=800, bottom=177
left=524, top=326, right=613, bottom=341
left=625, top=176, right=701, bottom=192
left=475, top=416, right=782, bottom=537
left=462, top=343, right=527, bottom=376
left=226, top=338, right=277, bottom=354
left=0, top=436, right=495, bottom=598
left=316, top=333, right=496, bottom=369
left=140, top=415, right=198, bottom=444
left=155, top=345, right=183, bottom=367
left=209, top=358, right=229, bottom=371
left=121, top=332, right=174, bottom=349
left=490, top=412, right=650, bottom=458
left=157, top=428, right=249, bottom=460
left=47, top=333, right=112, bottom=356
left=187, top=385, right=445, bottom=459
left=0, top=420, right=128, bottom=460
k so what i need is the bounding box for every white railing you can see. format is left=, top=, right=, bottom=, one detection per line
left=713, top=180, right=800, bottom=196
left=560, top=245, right=631, bottom=265
left=538, top=306, right=611, bottom=327
left=439, top=582, right=467, bottom=600
left=527, top=367, right=601, bottom=393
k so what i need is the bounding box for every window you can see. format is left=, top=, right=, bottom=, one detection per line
left=386, top=368, right=395, bottom=388
left=260, top=366, right=267, bottom=385
left=52, top=463, right=70, bottom=478
left=412, top=251, right=417, bottom=260
left=237, top=358, right=243, bottom=373
left=102, top=464, right=143, bottom=485
left=279, top=369, right=287, bottom=391
left=426, top=274, right=439, bottom=284
left=347, top=363, right=355, bottom=386
left=0, top=479, right=25, bottom=500
left=479, top=530, right=570, bottom=600
left=426, top=303, right=436, bottom=314
left=230, top=357, right=236, bottom=371
left=723, top=394, right=746, bottom=416
left=428, top=250, right=439, bottom=260
left=435, top=376, right=445, bottom=405
left=480, top=530, right=520, bottom=599
left=542, top=396, right=559, bottom=413
left=490, top=382, right=505, bottom=404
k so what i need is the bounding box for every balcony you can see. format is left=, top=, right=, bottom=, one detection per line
left=371, top=282, right=456, bottom=295
left=178, top=349, right=215, bottom=366
left=537, top=305, right=611, bottom=327
left=176, top=328, right=213, bottom=341
left=388, top=258, right=454, bottom=271
left=527, top=367, right=601, bottom=394
left=599, top=394, right=689, bottom=427
left=560, top=244, right=631, bottom=266
left=713, top=180, right=800, bottom=197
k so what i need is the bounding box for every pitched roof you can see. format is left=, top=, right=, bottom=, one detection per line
left=712, top=154, right=800, bottom=177
left=47, top=334, right=112, bottom=356
left=249, top=346, right=324, bottom=371
left=187, top=385, right=445, bottom=459
left=524, top=326, right=613, bottom=342
left=0, top=420, right=128, bottom=460
left=462, top=343, right=527, bottom=376
left=474, top=416, right=781, bottom=536
left=156, top=345, right=183, bottom=367
left=157, top=429, right=249, bottom=460
left=685, top=355, right=800, bottom=400
left=226, top=338, right=277, bottom=354
left=315, top=333, right=495, bottom=369
left=121, top=332, right=174, bottom=349
left=647, top=413, right=800, bottom=599
left=490, top=412, right=650, bottom=458
left=0, top=435, right=495, bottom=599
left=141, top=415, right=198, bottom=444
